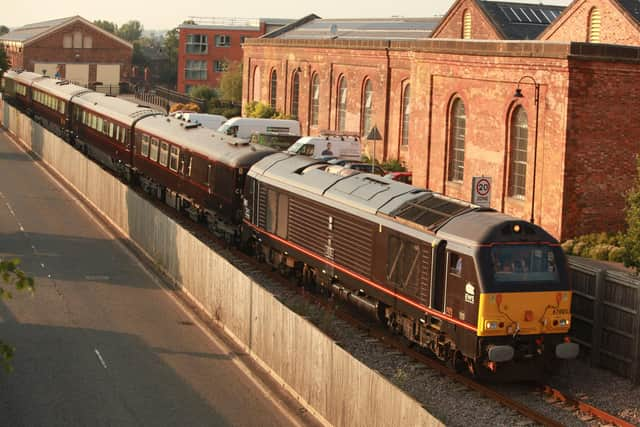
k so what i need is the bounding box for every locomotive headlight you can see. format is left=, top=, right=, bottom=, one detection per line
left=558, top=319, right=570, bottom=327
left=485, top=321, right=500, bottom=330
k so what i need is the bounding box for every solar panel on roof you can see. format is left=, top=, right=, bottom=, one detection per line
left=390, top=193, right=472, bottom=230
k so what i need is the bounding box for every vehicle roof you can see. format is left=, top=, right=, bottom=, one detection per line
left=224, top=117, right=299, bottom=125
left=73, top=92, right=159, bottom=126
left=7, top=71, right=47, bottom=86
left=32, top=78, right=91, bottom=100
left=295, top=135, right=360, bottom=143
left=136, top=114, right=278, bottom=168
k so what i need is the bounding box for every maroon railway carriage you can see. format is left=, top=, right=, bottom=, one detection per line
left=71, top=92, right=160, bottom=177
left=1, top=70, right=45, bottom=115
left=133, top=115, right=276, bottom=236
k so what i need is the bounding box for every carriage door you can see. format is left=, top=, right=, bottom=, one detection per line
left=430, top=239, right=447, bottom=312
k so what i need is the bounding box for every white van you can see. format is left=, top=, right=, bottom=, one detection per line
left=171, top=112, right=227, bottom=130
left=218, top=118, right=301, bottom=141
left=287, top=135, right=361, bottom=161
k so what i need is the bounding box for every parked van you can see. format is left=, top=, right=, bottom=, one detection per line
left=218, top=118, right=301, bottom=141
left=250, top=132, right=300, bottom=151
left=171, top=112, right=227, bottom=130
left=287, top=135, right=361, bottom=161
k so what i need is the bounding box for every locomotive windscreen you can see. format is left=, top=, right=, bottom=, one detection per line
left=491, top=244, right=560, bottom=284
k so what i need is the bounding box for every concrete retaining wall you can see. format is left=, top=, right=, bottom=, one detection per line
left=0, top=101, right=442, bottom=427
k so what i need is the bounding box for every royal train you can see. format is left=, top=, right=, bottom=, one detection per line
left=1, top=70, right=578, bottom=378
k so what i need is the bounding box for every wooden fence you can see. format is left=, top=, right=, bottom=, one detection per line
left=569, top=256, right=640, bottom=384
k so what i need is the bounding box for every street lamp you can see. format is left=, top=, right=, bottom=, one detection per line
left=514, top=75, right=540, bottom=224
left=366, top=125, right=382, bottom=173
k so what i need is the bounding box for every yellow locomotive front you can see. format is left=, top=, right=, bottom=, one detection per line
left=475, top=237, right=579, bottom=377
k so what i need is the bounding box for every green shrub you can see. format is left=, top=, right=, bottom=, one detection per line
left=589, top=244, right=613, bottom=261
left=561, top=239, right=575, bottom=254
left=571, top=241, right=589, bottom=257
left=609, top=247, right=625, bottom=263
left=382, top=158, right=406, bottom=172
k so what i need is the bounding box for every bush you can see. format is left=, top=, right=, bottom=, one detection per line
left=561, top=239, right=575, bottom=254
left=571, top=241, right=589, bottom=257
left=609, top=247, right=625, bottom=263
left=188, top=85, right=217, bottom=101
left=589, top=244, right=614, bottom=261
left=382, top=158, right=406, bottom=172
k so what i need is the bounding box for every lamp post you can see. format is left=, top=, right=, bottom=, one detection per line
left=514, top=76, right=540, bottom=224
left=366, top=125, right=382, bottom=174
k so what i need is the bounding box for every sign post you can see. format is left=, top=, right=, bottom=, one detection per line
left=472, top=176, right=492, bottom=208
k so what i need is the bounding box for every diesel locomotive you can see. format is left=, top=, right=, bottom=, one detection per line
left=1, top=71, right=578, bottom=378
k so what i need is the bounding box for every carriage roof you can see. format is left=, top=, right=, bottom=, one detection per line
left=73, top=91, right=159, bottom=126
left=135, top=114, right=277, bottom=168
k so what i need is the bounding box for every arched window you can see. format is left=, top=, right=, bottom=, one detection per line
left=291, top=70, right=300, bottom=119
left=269, top=69, right=277, bottom=108
left=462, top=10, right=472, bottom=39
left=401, top=84, right=411, bottom=146
left=310, top=74, right=320, bottom=127
left=252, top=66, right=261, bottom=101
left=509, top=106, right=528, bottom=198
left=338, top=76, right=347, bottom=132
left=588, top=7, right=601, bottom=43
left=448, top=98, right=466, bottom=182
left=361, top=79, right=373, bottom=136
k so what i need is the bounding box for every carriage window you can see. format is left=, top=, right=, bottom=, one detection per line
left=121, top=128, right=127, bottom=144
left=59, top=101, right=65, bottom=115
left=187, top=157, right=193, bottom=176
left=387, top=235, right=420, bottom=288
left=97, top=117, right=103, bottom=132
left=276, top=193, right=288, bottom=238
left=150, top=138, right=159, bottom=161
left=91, top=114, right=97, bottom=130
left=82, top=110, right=86, bottom=124
left=141, top=135, right=150, bottom=157
left=102, top=120, right=109, bottom=134
left=159, top=142, right=169, bottom=166
left=109, top=123, right=114, bottom=138
left=169, top=146, right=179, bottom=172
left=491, top=245, right=559, bottom=283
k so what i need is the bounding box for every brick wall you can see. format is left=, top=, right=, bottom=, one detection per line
left=541, top=0, right=640, bottom=45
left=432, top=0, right=502, bottom=40
left=23, top=21, right=132, bottom=81
left=178, top=26, right=264, bottom=93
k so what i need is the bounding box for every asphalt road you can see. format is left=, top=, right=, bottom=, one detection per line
left=0, top=129, right=317, bottom=427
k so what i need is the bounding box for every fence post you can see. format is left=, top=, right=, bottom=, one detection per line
left=590, top=269, right=606, bottom=367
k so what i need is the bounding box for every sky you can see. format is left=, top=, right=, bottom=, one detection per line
left=4, top=0, right=573, bottom=31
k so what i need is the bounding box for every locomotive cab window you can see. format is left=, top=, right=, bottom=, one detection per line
left=387, top=235, right=420, bottom=288
left=491, top=245, right=559, bottom=284
left=159, top=142, right=169, bottom=167
left=141, top=135, right=150, bottom=157
left=169, top=146, right=180, bottom=172
left=449, top=253, right=462, bottom=276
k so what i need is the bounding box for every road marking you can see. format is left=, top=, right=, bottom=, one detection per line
left=40, top=263, right=45, bottom=269
left=94, top=349, right=108, bottom=369
left=84, top=275, right=110, bottom=281
left=18, top=224, right=24, bottom=232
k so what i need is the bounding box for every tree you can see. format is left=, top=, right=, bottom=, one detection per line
left=93, top=20, right=117, bottom=34
left=217, top=62, right=242, bottom=103
left=244, top=101, right=290, bottom=119
left=117, top=20, right=143, bottom=42
left=0, top=25, right=9, bottom=36
left=189, top=85, right=217, bottom=101
left=621, top=156, right=640, bottom=271
left=0, top=259, right=34, bottom=372
left=0, top=45, right=10, bottom=80
left=158, top=28, right=179, bottom=88
left=132, top=41, right=149, bottom=67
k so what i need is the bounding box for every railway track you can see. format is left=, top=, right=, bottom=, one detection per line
left=10, top=131, right=636, bottom=427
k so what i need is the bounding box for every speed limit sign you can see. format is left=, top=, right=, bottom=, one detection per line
left=472, top=176, right=492, bottom=207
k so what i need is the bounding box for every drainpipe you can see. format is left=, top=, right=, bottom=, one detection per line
left=383, top=40, right=392, bottom=161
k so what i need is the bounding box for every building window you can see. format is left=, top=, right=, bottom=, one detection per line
left=240, top=36, right=246, bottom=43
left=73, top=32, right=82, bottom=48
left=509, top=106, right=528, bottom=198
left=401, top=84, right=411, bottom=146
left=269, top=70, right=277, bottom=108
left=215, top=35, right=231, bottom=47
left=462, top=9, right=472, bottom=39
left=310, top=73, right=320, bottom=127
left=185, top=60, right=207, bottom=80
left=214, top=60, right=228, bottom=72
left=338, top=76, right=347, bottom=132
left=291, top=70, right=300, bottom=119
left=83, top=36, right=92, bottom=49
left=588, top=8, right=601, bottom=43
left=448, top=98, right=466, bottom=182
left=186, top=34, right=208, bottom=54
left=63, top=34, right=72, bottom=48
left=361, top=79, right=373, bottom=136
left=252, top=66, right=261, bottom=101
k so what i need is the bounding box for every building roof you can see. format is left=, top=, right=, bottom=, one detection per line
left=178, top=17, right=295, bottom=31
left=265, top=16, right=442, bottom=41
left=616, top=0, right=640, bottom=24
left=0, top=16, right=132, bottom=48
left=476, top=1, right=566, bottom=40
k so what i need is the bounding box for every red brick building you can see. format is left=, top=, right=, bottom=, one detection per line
left=177, top=17, right=292, bottom=94
left=0, top=16, right=132, bottom=86
left=242, top=1, right=640, bottom=240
